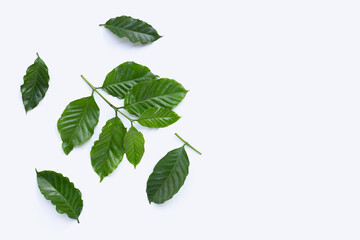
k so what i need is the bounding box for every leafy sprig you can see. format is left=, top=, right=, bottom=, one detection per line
left=57, top=62, right=187, bottom=181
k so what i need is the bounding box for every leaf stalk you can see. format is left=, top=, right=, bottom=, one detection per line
left=175, top=133, right=202, bottom=155
left=81, top=75, right=135, bottom=123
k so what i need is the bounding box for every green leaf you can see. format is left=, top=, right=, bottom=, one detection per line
left=57, top=96, right=100, bottom=155
left=36, top=170, right=83, bottom=223
left=146, top=146, right=189, bottom=204
left=102, top=61, right=156, bottom=99
left=100, top=16, right=162, bottom=44
left=124, top=78, right=188, bottom=117
left=91, top=117, right=127, bottom=181
left=123, top=126, right=145, bottom=168
left=137, top=107, right=180, bottom=128
left=20, top=53, right=50, bottom=112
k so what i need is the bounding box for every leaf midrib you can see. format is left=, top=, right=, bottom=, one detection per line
left=139, top=115, right=176, bottom=121
left=103, top=76, right=152, bottom=88
left=127, top=131, right=138, bottom=160
left=26, top=61, right=47, bottom=105
left=66, top=97, right=94, bottom=144
left=105, top=24, right=157, bottom=37
left=98, top=121, right=122, bottom=172
left=125, top=91, right=185, bottom=109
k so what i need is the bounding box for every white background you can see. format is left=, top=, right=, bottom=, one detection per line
left=0, top=0, right=360, bottom=239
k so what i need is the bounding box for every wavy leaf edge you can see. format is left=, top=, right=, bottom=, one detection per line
left=57, top=96, right=100, bottom=155
left=36, top=169, right=83, bottom=223
left=90, top=117, right=127, bottom=182
left=20, top=53, right=50, bottom=112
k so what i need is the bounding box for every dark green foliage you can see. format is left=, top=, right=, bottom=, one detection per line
left=100, top=16, right=162, bottom=44
left=57, top=96, right=100, bottom=155
left=138, top=107, right=180, bottom=128
left=36, top=170, right=83, bottom=223
left=123, top=126, right=145, bottom=168
left=146, top=146, right=189, bottom=204
left=102, top=61, right=156, bottom=99
left=124, top=78, right=188, bottom=117
left=91, top=117, right=127, bottom=181
left=21, top=53, right=49, bottom=112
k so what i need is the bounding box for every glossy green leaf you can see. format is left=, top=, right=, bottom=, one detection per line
left=57, top=96, right=100, bottom=155
left=91, top=117, right=126, bottom=181
left=100, top=16, right=161, bottom=44
left=124, top=78, right=187, bottom=117
left=137, top=107, right=180, bottom=128
left=146, top=146, right=189, bottom=204
left=20, top=53, right=49, bottom=112
left=102, top=61, right=156, bottom=99
left=123, top=126, right=145, bottom=168
left=36, top=170, right=83, bottom=223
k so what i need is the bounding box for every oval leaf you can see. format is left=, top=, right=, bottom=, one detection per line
left=100, top=16, right=162, bottom=44
left=146, top=146, right=189, bottom=204
left=102, top=61, right=156, bottom=99
left=36, top=170, right=83, bottom=223
left=20, top=53, right=50, bottom=112
left=137, top=107, right=180, bottom=128
left=123, top=126, right=145, bottom=168
left=57, top=96, right=100, bottom=155
left=91, top=117, right=126, bottom=181
left=124, top=78, right=188, bottom=117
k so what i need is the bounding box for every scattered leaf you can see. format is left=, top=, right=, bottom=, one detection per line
left=36, top=170, right=83, bottom=223
left=146, top=146, right=189, bottom=204
left=20, top=53, right=50, bottom=112
left=100, top=16, right=162, bottom=44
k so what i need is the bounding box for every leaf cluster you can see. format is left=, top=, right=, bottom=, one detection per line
left=57, top=61, right=188, bottom=180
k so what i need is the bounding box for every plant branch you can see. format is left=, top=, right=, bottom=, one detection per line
left=117, top=108, right=135, bottom=123
left=175, top=133, right=202, bottom=155
left=81, top=75, right=135, bottom=123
